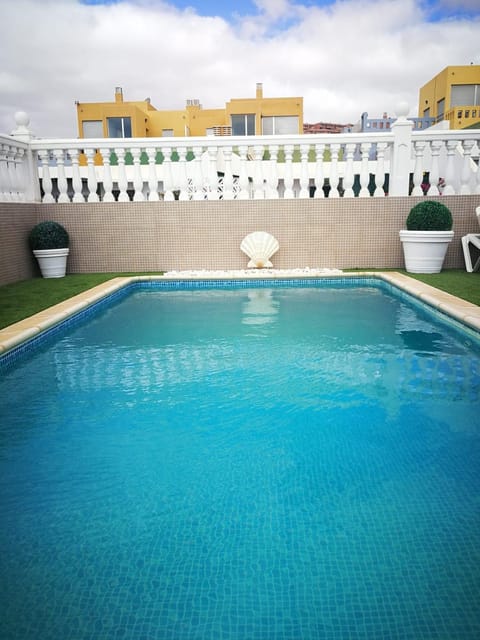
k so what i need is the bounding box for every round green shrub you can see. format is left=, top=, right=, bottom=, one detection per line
left=406, top=200, right=453, bottom=231
left=29, top=221, right=69, bottom=250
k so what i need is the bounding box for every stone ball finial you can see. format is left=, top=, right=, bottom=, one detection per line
left=395, top=102, right=410, bottom=118
left=11, top=111, right=33, bottom=139
left=14, top=111, right=30, bottom=127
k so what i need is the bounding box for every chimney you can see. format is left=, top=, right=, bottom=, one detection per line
left=115, top=87, right=123, bottom=103
left=256, top=83, right=263, bottom=99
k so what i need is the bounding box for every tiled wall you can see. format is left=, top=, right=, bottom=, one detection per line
left=1, top=196, right=478, bottom=284
left=0, top=203, right=37, bottom=284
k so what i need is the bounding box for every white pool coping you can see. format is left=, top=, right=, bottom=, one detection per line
left=1, top=270, right=479, bottom=355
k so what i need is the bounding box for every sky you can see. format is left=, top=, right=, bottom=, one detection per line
left=0, top=0, right=479, bottom=138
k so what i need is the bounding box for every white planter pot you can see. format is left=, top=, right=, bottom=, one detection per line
left=399, top=230, right=454, bottom=274
left=33, top=248, right=69, bottom=278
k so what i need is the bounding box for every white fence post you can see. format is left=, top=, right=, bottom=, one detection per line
left=390, top=103, right=414, bottom=196
left=10, top=111, right=41, bottom=202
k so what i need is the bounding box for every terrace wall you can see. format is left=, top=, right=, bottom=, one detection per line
left=0, top=196, right=478, bottom=286
left=0, top=203, right=37, bottom=284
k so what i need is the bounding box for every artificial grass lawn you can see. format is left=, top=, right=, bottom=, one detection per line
left=0, top=270, right=478, bottom=331
left=0, top=273, right=162, bottom=330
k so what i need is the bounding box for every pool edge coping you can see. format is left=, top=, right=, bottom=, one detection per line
left=1, top=271, right=479, bottom=355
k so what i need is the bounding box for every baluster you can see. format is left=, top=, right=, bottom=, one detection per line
left=374, top=142, right=388, bottom=197
left=161, top=146, right=174, bottom=201
left=443, top=140, right=457, bottom=195
left=38, top=149, right=55, bottom=203
left=314, top=143, right=325, bottom=198
left=411, top=141, right=426, bottom=196
left=329, top=143, right=340, bottom=198
left=343, top=143, right=356, bottom=197
left=53, top=150, right=69, bottom=202
left=145, top=147, right=159, bottom=201
left=237, top=145, right=250, bottom=199
left=115, top=147, right=130, bottom=201
left=475, top=147, right=480, bottom=194
left=13, top=147, right=26, bottom=201
left=68, top=148, right=84, bottom=202
left=266, top=145, right=279, bottom=198
left=100, top=148, right=115, bottom=201
left=190, top=147, right=205, bottom=200
left=6, top=146, right=18, bottom=201
left=283, top=144, right=294, bottom=198
left=84, top=148, right=99, bottom=202
left=222, top=146, right=234, bottom=200
left=130, top=147, right=145, bottom=201
left=0, top=145, right=11, bottom=201
left=427, top=140, right=442, bottom=196
left=299, top=144, right=310, bottom=198
left=358, top=142, right=371, bottom=197
left=176, top=146, right=189, bottom=201
left=252, top=145, right=265, bottom=199
left=460, top=139, right=475, bottom=195
left=205, top=146, right=219, bottom=200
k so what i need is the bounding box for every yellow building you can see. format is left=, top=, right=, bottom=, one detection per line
left=418, top=65, right=480, bottom=129
left=76, top=84, right=303, bottom=138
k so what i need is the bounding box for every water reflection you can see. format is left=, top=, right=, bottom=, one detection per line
left=242, top=289, right=279, bottom=326
left=399, top=330, right=444, bottom=354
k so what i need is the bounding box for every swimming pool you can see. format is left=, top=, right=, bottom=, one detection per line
left=1, top=278, right=479, bottom=639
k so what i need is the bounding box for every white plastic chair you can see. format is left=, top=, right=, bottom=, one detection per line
left=461, top=206, right=480, bottom=272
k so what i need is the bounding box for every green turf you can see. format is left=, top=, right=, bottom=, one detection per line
left=0, top=270, right=478, bottom=331
left=0, top=273, right=162, bottom=329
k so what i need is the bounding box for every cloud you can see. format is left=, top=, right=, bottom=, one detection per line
left=0, top=0, right=479, bottom=137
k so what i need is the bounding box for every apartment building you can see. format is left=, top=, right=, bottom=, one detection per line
left=418, top=65, right=480, bottom=129
left=76, top=84, right=303, bottom=138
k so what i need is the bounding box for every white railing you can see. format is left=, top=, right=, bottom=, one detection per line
left=1, top=108, right=479, bottom=203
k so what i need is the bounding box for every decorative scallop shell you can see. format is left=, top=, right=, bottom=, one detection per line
left=240, top=231, right=279, bottom=268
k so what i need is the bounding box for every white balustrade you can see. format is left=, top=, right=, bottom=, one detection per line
left=313, top=142, right=325, bottom=198
left=68, top=148, right=84, bottom=203
left=374, top=142, right=387, bottom=197
left=358, top=142, right=371, bottom=197
left=411, top=141, right=426, bottom=196
left=115, top=147, right=129, bottom=202
left=131, top=147, right=144, bottom=202
left=1, top=109, right=480, bottom=203
left=85, top=148, right=99, bottom=203
left=100, top=147, right=115, bottom=202
left=329, top=143, right=340, bottom=198
left=54, top=149, right=69, bottom=203
left=427, top=140, right=442, bottom=196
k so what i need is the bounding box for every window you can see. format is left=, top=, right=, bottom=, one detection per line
left=261, top=116, right=299, bottom=135
left=107, top=117, right=132, bottom=138
left=465, top=110, right=470, bottom=118
left=231, top=114, right=255, bottom=136
left=423, top=107, right=430, bottom=118
left=436, top=99, right=445, bottom=119
left=162, top=129, right=174, bottom=137
left=82, top=120, right=103, bottom=138
left=451, top=84, right=480, bottom=107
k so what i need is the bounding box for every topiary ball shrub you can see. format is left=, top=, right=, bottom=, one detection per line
left=29, top=221, right=69, bottom=250
left=406, top=200, right=453, bottom=231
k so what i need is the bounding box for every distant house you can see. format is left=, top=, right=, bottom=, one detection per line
left=418, top=65, right=480, bottom=130
left=76, top=84, right=303, bottom=138
left=303, top=122, right=352, bottom=134
left=348, top=112, right=435, bottom=133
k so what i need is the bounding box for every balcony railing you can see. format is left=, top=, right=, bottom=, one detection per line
left=1, top=108, right=479, bottom=203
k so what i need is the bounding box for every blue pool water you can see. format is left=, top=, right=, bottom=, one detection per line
left=1, top=279, right=479, bottom=640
